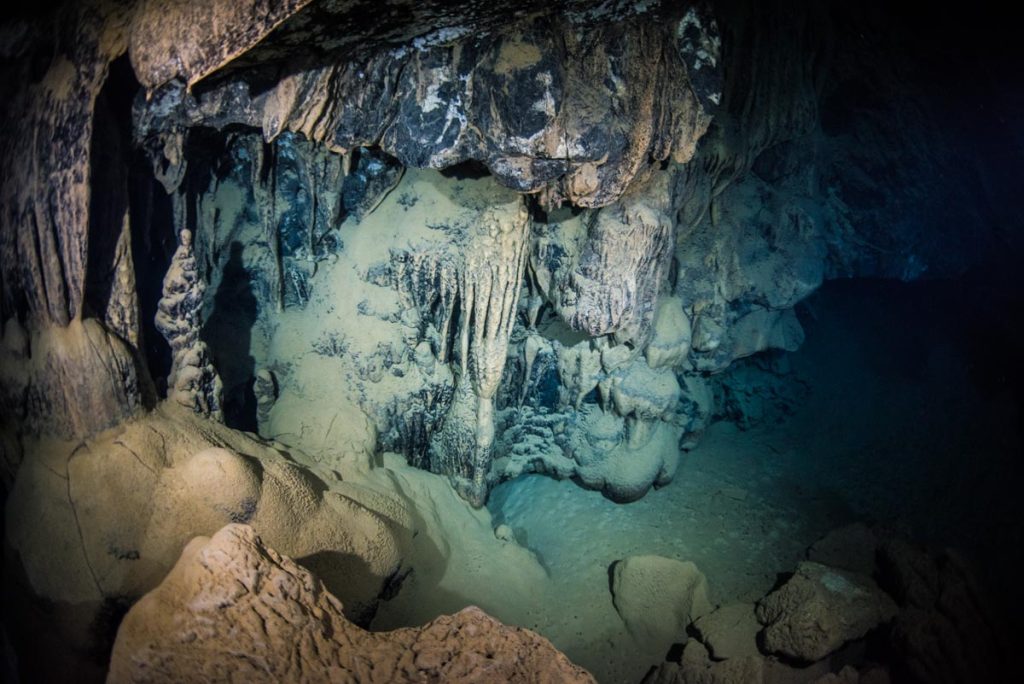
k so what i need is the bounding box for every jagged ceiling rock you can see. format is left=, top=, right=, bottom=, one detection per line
left=108, top=522, right=595, bottom=683
left=128, top=0, right=315, bottom=90
left=133, top=2, right=720, bottom=207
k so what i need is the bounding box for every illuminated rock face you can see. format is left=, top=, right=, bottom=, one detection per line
left=133, top=5, right=720, bottom=209
left=108, top=523, right=595, bottom=684
left=0, top=2, right=1019, bottom=683
left=0, top=1, right=1001, bottom=494
left=154, top=229, right=223, bottom=420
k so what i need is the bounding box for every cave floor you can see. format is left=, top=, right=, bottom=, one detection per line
left=463, top=278, right=1023, bottom=683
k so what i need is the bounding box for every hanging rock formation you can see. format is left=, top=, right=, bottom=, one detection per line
left=0, top=0, right=1020, bottom=682
left=134, top=5, right=720, bottom=209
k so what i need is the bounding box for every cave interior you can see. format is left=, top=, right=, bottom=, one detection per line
left=0, top=1, right=1022, bottom=682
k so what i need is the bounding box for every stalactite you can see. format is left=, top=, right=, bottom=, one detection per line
left=430, top=202, right=531, bottom=506
left=254, top=140, right=284, bottom=313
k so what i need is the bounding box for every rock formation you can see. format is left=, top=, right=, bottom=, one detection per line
left=154, top=229, right=223, bottom=420
left=610, top=554, right=713, bottom=645
left=756, top=561, right=898, bottom=662
left=638, top=525, right=1011, bottom=684
left=0, top=0, right=1002, bottom=498
left=426, top=200, right=532, bottom=506
left=4, top=403, right=412, bottom=675
left=692, top=603, right=761, bottom=661
left=133, top=5, right=720, bottom=209
left=108, top=523, right=594, bottom=684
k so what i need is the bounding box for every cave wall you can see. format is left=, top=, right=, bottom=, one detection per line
left=0, top=0, right=1010, bottom=500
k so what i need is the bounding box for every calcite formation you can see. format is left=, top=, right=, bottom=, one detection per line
left=427, top=202, right=532, bottom=505
left=134, top=6, right=720, bottom=209
left=152, top=229, right=222, bottom=419
left=0, top=0, right=992, bottom=503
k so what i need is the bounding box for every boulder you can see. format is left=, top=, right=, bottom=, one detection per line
left=641, top=640, right=765, bottom=684
left=756, top=561, right=898, bottom=662
left=692, top=603, right=761, bottom=660
left=611, top=555, right=712, bottom=645
left=108, top=524, right=594, bottom=684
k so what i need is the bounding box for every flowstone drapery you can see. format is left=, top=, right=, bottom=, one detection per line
left=428, top=205, right=531, bottom=506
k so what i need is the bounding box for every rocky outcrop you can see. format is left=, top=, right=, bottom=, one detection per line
left=5, top=404, right=410, bottom=651
left=108, top=523, right=594, bottom=684
left=692, top=603, right=761, bottom=661
left=128, top=0, right=315, bottom=91
left=638, top=526, right=1012, bottom=683
left=640, top=638, right=870, bottom=684
left=0, top=317, right=145, bottom=438
left=531, top=177, right=676, bottom=345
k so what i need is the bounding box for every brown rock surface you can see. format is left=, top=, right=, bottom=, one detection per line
left=757, top=562, right=898, bottom=662
left=108, top=523, right=594, bottom=684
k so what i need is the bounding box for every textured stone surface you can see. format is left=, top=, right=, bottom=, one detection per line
left=155, top=229, right=223, bottom=420
left=642, top=640, right=767, bottom=684
left=692, top=603, right=761, bottom=661
left=134, top=5, right=720, bottom=209
left=610, top=554, right=712, bottom=645
left=0, top=318, right=145, bottom=438
left=641, top=639, right=838, bottom=684
left=128, top=0, right=314, bottom=90
left=108, top=523, right=594, bottom=684
left=5, top=405, right=409, bottom=628
left=756, top=561, right=898, bottom=662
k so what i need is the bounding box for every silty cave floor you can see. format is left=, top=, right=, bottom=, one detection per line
left=474, top=277, right=1023, bottom=682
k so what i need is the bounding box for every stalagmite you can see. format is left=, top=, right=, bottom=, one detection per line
left=155, top=229, right=223, bottom=420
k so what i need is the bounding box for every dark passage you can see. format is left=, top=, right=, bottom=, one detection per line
left=753, top=273, right=1024, bottom=606
left=202, top=241, right=259, bottom=431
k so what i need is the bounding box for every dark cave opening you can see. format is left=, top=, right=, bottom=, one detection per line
left=127, top=159, right=177, bottom=395
left=86, top=53, right=169, bottom=403
left=84, top=54, right=134, bottom=323
left=439, top=159, right=492, bottom=180
left=202, top=241, right=259, bottom=431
